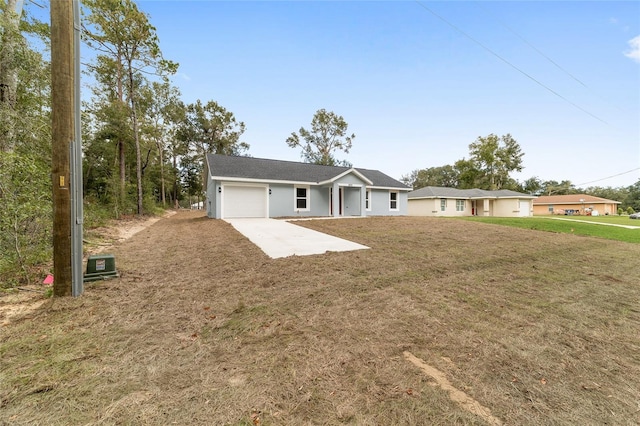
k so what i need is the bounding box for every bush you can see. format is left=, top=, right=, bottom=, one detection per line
left=0, top=152, right=52, bottom=287
left=83, top=198, right=115, bottom=229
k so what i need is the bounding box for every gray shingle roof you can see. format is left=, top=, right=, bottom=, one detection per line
left=206, top=154, right=410, bottom=189
left=533, top=194, right=620, bottom=204
left=408, top=186, right=535, bottom=199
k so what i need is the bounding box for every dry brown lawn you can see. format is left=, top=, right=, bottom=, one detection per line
left=1, top=210, right=639, bottom=425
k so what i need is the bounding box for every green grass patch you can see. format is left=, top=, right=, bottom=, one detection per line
left=460, top=216, right=640, bottom=243
left=546, top=215, right=638, bottom=225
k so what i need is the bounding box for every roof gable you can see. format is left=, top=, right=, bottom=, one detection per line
left=318, top=168, right=373, bottom=186
left=206, top=154, right=409, bottom=189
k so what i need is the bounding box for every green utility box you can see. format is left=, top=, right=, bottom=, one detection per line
left=83, top=254, right=119, bottom=282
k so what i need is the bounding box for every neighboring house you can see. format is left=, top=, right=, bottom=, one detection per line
left=533, top=194, right=621, bottom=216
left=204, top=154, right=410, bottom=219
left=408, top=186, right=536, bottom=217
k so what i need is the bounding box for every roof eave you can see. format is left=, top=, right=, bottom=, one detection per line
left=211, top=176, right=320, bottom=186
left=371, top=186, right=411, bottom=191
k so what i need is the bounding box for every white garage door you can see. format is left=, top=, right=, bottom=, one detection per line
left=519, top=200, right=530, bottom=217
left=223, top=185, right=267, bottom=218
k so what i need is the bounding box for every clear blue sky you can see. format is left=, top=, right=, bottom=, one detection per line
left=59, top=1, right=640, bottom=187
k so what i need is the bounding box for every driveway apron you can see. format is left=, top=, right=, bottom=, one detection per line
left=224, top=218, right=369, bottom=259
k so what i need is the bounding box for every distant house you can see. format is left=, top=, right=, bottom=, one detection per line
left=408, top=186, right=536, bottom=217
left=533, top=194, right=621, bottom=216
left=204, top=154, right=410, bottom=219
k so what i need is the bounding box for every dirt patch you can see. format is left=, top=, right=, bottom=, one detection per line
left=0, top=296, right=48, bottom=327
left=404, top=351, right=502, bottom=426
left=85, top=210, right=176, bottom=255
left=1, top=212, right=640, bottom=425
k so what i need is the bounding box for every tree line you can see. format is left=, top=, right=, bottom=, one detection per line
left=81, top=0, right=248, bottom=216
left=0, top=0, right=249, bottom=286
left=401, top=133, right=640, bottom=213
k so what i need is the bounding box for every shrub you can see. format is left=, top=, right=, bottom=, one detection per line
left=0, top=152, right=52, bottom=287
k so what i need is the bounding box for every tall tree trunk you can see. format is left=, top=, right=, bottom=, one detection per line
left=116, top=57, right=126, bottom=204
left=127, top=64, right=143, bottom=215
left=172, top=153, right=179, bottom=209
left=118, top=138, right=125, bottom=198
left=156, top=140, right=166, bottom=206
left=0, top=0, right=22, bottom=152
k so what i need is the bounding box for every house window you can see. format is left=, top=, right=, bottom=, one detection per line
left=389, top=191, right=398, bottom=210
left=294, top=186, right=310, bottom=211
left=440, top=199, right=447, bottom=211
left=548, top=205, right=554, bottom=213
left=365, top=189, right=371, bottom=211
left=456, top=199, right=465, bottom=212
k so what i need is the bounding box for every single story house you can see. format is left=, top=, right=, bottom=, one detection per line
left=204, top=154, right=410, bottom=219
left=408, top=186, right=536, bottom=217
left=532, top=194, right=621, bottom=216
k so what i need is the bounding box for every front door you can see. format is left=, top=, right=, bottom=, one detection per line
left=329, top=188, right=343, bottom=216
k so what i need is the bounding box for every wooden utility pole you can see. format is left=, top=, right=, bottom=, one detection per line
left=51, top=1, right=74, bottom=297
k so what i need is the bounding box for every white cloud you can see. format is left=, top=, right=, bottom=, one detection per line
left=624, top=35, right=640, bottom=63
left=608, top=17, right=618, bottom=25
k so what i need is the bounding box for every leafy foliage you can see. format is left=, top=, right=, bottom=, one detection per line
left=286, top=109, right=355, bottom=166
left=177, top=100, right=248, bottom=159
left=467, top=133, right=524, bottom=190
left=83, top=0, right=177, bottom=215
left=0, top=152, right=52, bottom=286
left=175, top=100, right=248, bottom=205
left=0, top=1, right=51, bottom=286
left=623, top=181, right=640, bottom=212
left=403, top=134, right=523, bottom=191
left=138, top=81, right=183, bottom=206
left=401, top=165, right=458, bottom=189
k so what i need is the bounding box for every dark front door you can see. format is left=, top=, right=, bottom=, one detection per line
left=330, top=188, right=343, bottom=216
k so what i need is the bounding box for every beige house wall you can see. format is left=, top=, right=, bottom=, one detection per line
left=493, top=199, right=515, bottom=216
left=409, top=197, right=534, bottom=217
left=408, top=198, right=470, bottom=216
left=533, top=202, right=618, bottom=216
left=408, top=198, right=438, bottom=216
left=491, top=199, right=532, bottom=217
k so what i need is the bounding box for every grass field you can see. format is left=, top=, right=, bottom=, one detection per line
left=461, top=216, right=640, bottom=244
left=556, top=215, right=639, bottom=225
left=1, top=212, right=639, bottom=425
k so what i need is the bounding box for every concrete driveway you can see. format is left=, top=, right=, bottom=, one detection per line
left=224, top=218, right=369, bottom=259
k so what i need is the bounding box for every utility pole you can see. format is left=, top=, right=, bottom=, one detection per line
left=51, top=1, right=74, bottom=297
